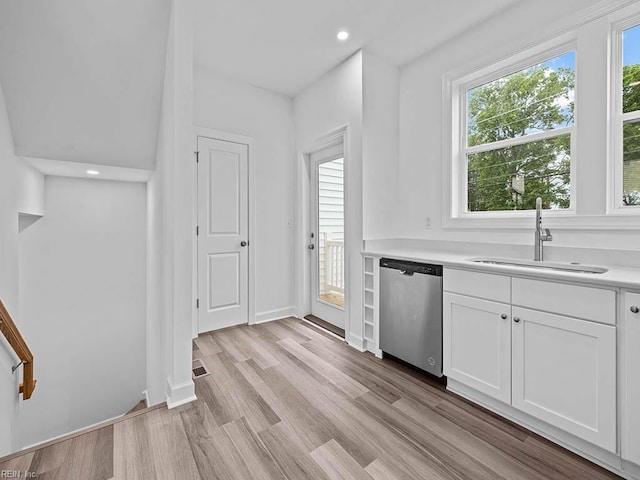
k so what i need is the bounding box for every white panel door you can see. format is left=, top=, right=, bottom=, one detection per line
left=197, top=137, right=249, bottom=333
left=443, top=292, right=512, bottom=403
left=309, top=143, right=346, bottom=330
left=623, top=292, right=640, bottom=465
left=512, top=307, right=616, bottom=452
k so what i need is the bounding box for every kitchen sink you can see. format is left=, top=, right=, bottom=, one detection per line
left=468, top=257, right=608, bottom=274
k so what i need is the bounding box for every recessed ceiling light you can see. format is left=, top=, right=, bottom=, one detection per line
left=337, top=30, right=349, bottom=41
left=86, top=170, right=100, bottom=175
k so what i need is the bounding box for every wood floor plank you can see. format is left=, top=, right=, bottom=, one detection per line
left=433, top=401, right=577, bottom=480
left=0, top=451, right=34, bottom=478
left=393, top=396, right=543, bottom=480
left=364, top=457, right=442, bottom=480
left=145, top=408, right=200, bottom=480
left=524, top=435, right=622, bottom=480
left=303, top=338, right=444, bottom=407
left=234, top=358, right=334, bottom=452
left=272, top=354, right=379, bottom=467
left=212, top=328, right=252, bottom=363
left=223, top=417, right=285, bottom=479
left=193, top=334, right=223, bottom=357
left=281, top=316, right=340, bottom=345
left=356, top=391, right=508, bottom=480
left=259, top=422, right=332, bottom=480
left=3, top=318, right=623, bottom=480
left=310, top=439, right=374, bottom=480
left=179, top=401, right=237, bottom=480
left=365, top=458, right=406, bottom=480
left=26, top=436, right=73, bottom=477
left=303, top=341, right=404, bottom=405
left=315, top=382, right=460, bottom=480
left=228, top=327, right=280, bottom=369
left=277, top=336, right=369, bottom=398
left=261, top=317, right=314, bottom=343
left=114, top=413, right=158, bottom=480
left=198, top=351, right=280, bottom=431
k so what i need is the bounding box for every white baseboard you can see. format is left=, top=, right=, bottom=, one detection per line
left=142, top=390, right=150, bottom=408
left=369, top=347, right=383, bottom=358
left=253, top=306, right=296, bottom=324
left=622, top=459, right=640, bottom=480
left=447, top=379, right=626, bottom=478
left=165, top=378, right=197, bottom=409
left=347, top=334, right=366, bottom=352
left=21, top=413, right=125, bottom=451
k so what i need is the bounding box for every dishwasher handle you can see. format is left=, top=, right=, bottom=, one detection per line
left=380, top=258, right=442, bottom=276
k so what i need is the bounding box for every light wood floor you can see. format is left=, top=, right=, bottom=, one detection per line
left=0, top=317, right=622, bottom=479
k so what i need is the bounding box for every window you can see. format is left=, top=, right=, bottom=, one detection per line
left=462, top=51, right=575, bottom=214
left=619, top=23, right=640, bottom=208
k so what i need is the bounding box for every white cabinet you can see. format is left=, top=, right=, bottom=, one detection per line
left=623, top=292, right=640, bottom=466
left=444, top=267, right=618, bottom=453
left=512, top=307, right=616, bottom=452
left=443, top=293, right=511, bottom=403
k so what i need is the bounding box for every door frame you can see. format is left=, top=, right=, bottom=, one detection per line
left=295, top=126, right=350, bottom=338
left=192, top=127, right=256, bottom=338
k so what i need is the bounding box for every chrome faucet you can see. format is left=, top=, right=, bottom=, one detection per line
left=534, top=197, right=552, bottom=261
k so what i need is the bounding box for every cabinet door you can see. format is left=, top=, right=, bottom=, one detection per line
left=512, top=307, right=616, bottom=452
left=443, top=293, right=511, bottom=403
left=623, top=292, right=640, bottom=465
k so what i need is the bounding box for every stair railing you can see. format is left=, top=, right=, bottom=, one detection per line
left=0, top=300, right=35, bottom=399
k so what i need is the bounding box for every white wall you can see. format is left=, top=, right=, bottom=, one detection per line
left=146, top=149, right=167, bottom=407
left=294, top=51, right=364, bottom=345
left=17, top=176, right=147, bottom=448
left=0, top=78, right=21, bottom=457
left=393, top=0, right=640, bottom=255
left=362, top=50, right=399, bottom=240
left=146, top=0, right=195, bottom=409
left=16, top=162, right=44, bottom=217
left=194, top=68, right=296, bottom=321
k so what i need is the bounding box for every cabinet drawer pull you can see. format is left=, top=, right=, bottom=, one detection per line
left=631, top=306, right=640, bottom=314
left=501, top=314, right=508, bottom=320
left=513, top=317, right=521, bottom=323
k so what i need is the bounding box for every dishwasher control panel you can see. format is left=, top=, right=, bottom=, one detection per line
left=380, top=258, right=442, bottom=276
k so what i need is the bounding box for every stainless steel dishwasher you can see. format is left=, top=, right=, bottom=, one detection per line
left=379, top=258, right=443, bottom=377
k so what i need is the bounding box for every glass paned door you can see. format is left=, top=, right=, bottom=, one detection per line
left=317, top=158, right=344, bottom=308
left=309, top=142, right=347, bottom=330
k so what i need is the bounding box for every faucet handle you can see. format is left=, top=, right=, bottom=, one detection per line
left=543, top=228, right=553, bottom=241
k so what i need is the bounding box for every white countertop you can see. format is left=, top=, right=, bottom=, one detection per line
left=362, top=248, right=640, bottom=290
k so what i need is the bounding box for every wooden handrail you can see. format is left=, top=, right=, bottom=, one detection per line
left=0, top=300, right=35, bottom=400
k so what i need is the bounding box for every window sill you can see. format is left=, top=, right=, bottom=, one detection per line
left=443, top=213, right=640, bottom=230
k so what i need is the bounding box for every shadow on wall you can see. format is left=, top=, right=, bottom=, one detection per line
left=16, top=175, right=147, bottom=449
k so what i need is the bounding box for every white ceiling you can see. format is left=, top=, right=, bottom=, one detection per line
left=0, top=0, right=171, bottom=170
left=194, top=0, right=522, bottom=97
left=0, top=0, right=524, bottom=171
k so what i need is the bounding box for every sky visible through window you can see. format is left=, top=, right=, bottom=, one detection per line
left=624, top=24, right=640, bottom=67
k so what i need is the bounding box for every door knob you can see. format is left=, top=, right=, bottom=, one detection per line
left=501, top=314, right=508, bottom=320
left=631, top=306, right=640, bottom=314
left=513, top=317, right=521, bottom=323
left=240, top=241, right=248, bottom=247
left=308, top=244, right=315, bottom=250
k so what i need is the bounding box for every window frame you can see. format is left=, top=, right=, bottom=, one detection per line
left=451, top=39, right=578, bottom=220
left=609, top=13, right=640, bottom=215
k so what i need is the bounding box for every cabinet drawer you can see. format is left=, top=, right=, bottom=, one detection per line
left=512, top=278, right=615, bottom=325
left=444, top=268, right=510, bottom=303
